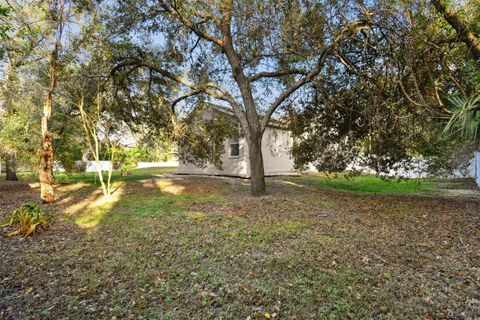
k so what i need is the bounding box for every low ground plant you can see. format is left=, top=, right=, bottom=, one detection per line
left=1, top=203, right=51, bottom=237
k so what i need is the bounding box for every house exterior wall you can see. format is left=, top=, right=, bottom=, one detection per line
left=178, top=126, right=296, bottom=177
left=178, top=136, right=249, bottom=177
left=245, top=126, right=296, bottom=176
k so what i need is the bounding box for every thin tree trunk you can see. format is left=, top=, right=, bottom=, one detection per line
left=94, top=137, right=108, bottom=197
left=4, top=150, right=18, bottom=181
left=247, top=133, right=266, bottom=196
left=79, top=94, right=110, bottom=198
left=107, top=145, right=115, bottom=196
left=91, top=120, right=108, bottom=197
left=95, top=159, right=108, bottom=197
left=39, top=49, right=57, bottom=204
left=3, top=55, right=19, bottom=182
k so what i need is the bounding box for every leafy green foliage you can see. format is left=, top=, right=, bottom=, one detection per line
left=289, top=77, right=427, bottom=176
left=290, top=0, right=480, bottom=177
left=0, top=108, right=41, bottom=166
left=176, top=107, right=239, bottom=169
left=136, top=133, right=176, bottom=162
left=113, top=147, right=142, bottom=172
left=0, top=4, right=11, bottom=58
left=1, top=203, right=51, bottom=237
left=53, top=120, right=87, bottom=173
left=444, top=95, right=480, bottom=140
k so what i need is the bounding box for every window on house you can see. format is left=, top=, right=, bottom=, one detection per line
left=229, top=138, right=240, bottom=157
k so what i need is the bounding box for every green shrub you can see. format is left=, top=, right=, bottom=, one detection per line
left=1, top=203, right=51, bottom=237
left=114, top=147, right=142, bottom=172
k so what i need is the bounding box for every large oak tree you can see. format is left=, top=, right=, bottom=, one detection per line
left=111, top=0, right=372, bottom=195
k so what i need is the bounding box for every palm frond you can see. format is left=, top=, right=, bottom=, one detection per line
left=443, top=95, right=480, bottom=141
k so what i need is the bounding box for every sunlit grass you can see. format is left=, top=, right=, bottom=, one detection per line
left=15, top=167, right=452, bottom=196
left=154, top=179, right=186, bottom=195
left=73, top=186, right=125, bottom=230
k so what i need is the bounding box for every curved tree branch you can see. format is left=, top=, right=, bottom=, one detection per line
left=431, top=0, right=480, bottom=59
left=158, top=1, right=223, bottom=47
left=260, top=49, right=332, bottom=132
left=112, top=57, right=245, bottom=122
left=260, top=20, right=373, bottom=132
left=249, top=69, right=308, bottom=82
left=171, top=90, right=202, bottom=112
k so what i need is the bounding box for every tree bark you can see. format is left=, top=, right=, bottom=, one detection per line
left=247, top=132, right=266, bottom=196
left=39, top=48, right=57, bottom=204
left=4, top=150, right=18, bottom=181
left=3, top=55, right=19, bottom=182
left=40, top=133, right=54, bottom=203
left=217, top=2, right=267, bottom=196
left=431, top=0, right=480, bottom=60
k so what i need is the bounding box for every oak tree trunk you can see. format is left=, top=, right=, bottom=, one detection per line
left=4, top=150, right=18, bottom=181
left=247, top=133, right=266, bottom=196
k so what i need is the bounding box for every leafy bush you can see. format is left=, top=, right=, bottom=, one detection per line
left=1, top=203, right=51, bottom=237
left=113, top=147, right=141, bottom=172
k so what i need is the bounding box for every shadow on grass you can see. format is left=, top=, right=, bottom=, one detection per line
left=61, top=177, right=381, bottom=319
left=2, top=173, right=480, bottom=319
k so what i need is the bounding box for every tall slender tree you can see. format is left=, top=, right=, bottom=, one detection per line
left=3, top=0, right=84, bottom=202
left=39, top=0, right=69, bottom=203
left=2, top=62, right=19, bottom=181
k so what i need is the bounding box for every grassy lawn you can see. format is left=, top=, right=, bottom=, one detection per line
left=17, top=167, right=178, bottom=184
left=286, top=173, right=447, bottom=195
left=1, top=170, right=479, bottom=319
left=15, top=167, right=449, bottom=195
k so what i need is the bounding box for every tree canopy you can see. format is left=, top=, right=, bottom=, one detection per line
left=0, top=0, right=478, bottom=197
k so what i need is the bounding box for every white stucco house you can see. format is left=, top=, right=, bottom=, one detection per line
left=178, top=105, right=297, bottom=178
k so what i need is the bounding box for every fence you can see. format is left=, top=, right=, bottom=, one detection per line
left=306, top=155, right=477, bottom=180
left=137, top=161, right=179, bottom=168
left=51, top=160, right=178, bottom=173
left=85, top=161, right=113, bottom=173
